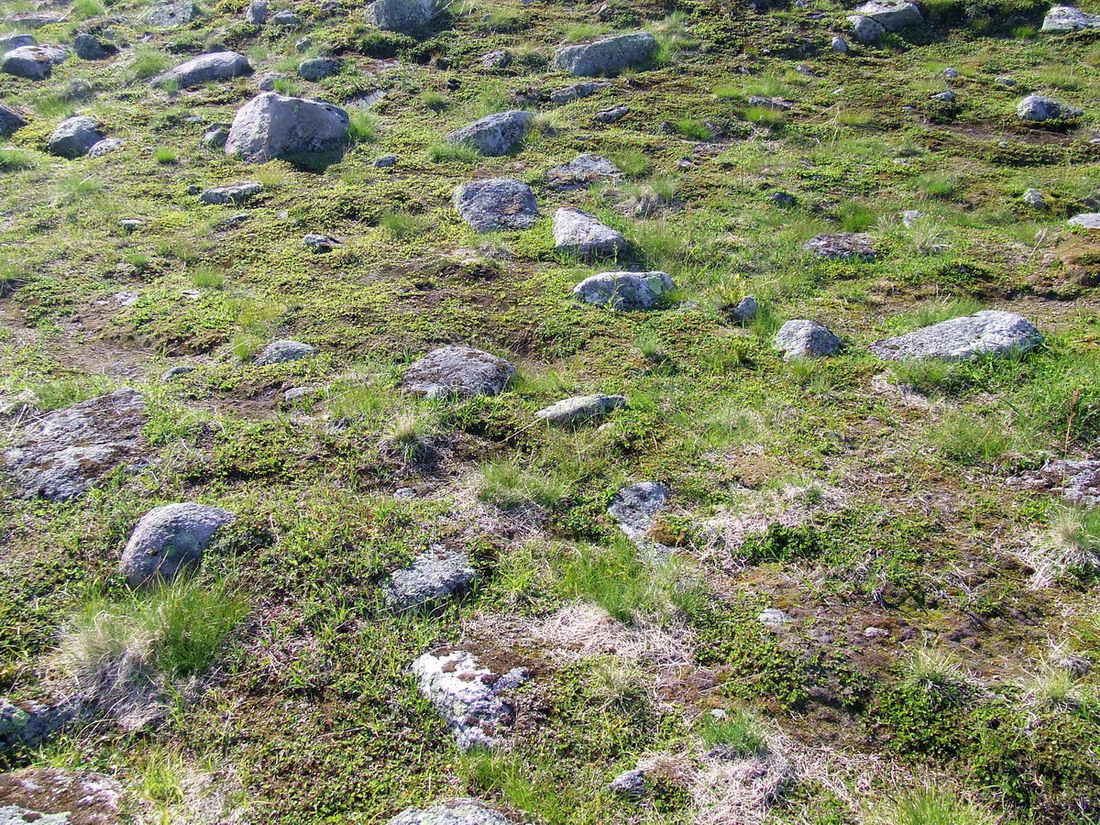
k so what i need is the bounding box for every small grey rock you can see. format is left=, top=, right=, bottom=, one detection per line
left=852, top=0, right=923, bottom=30
left=153, top=51, right=253, bottom=88
left=203, top=125, right=230, bottom=148
left=758, top=607, right=793, bottom=628
left=255, top=72, right=280, bottom=91
left=119, top=218, right=144, bottom=231
left=594, top=104, right=629, bottom=124
left=0, top=103, right=26, bottom=136
left=1016, top=93, right=1082, bottom=121
left=1069, top=213, right=1100, bottom=230
left=609, top=481, right=669, bottom=543
left=283, top=386, right=314, bottom=401
left=388, top=799, right=515, bottom=825
left=535, top=394, right=625, bottom=426
left=1, top=44, right=66, bottom=80
left=931, top=90, right=956, bottom=103
left=848, top=14, right=885, bottom=43
left=297, top=57, right=340, bottom=81
left=552, top=207, right=627, bottom=258
left=1022, top=188, right=1045, bottom=208
left=0, top=34, right=36, bottom=52
left=774, top=319, right=842, bottom=360
left=995, top=75, right=1016, bottom=87
left=573, top=271, right=674, bottom=311
left=303, top=233, right=339, bottom=252
left=295, top=36, right=312, bottom=53
left=831, top=35, right=849, bottom=53
left=368, top=0, right=435, bottom=34
left=1042, top=5, right=1100, bottom=31
left=145, top=0, right=200, bottom=27
left=374, top=153, right=397, bottom=167
left=549, top=80, right=612, bottom=105
left=245, top=0, right=268, bottom=23
left=119, top=502, right=235, bottom=587
left=225, top=92, right=349, bottom=164
left=609, top=769, right=647, bottom=799
left=87, top=137, right=123, bottom=157
left=160, top=365, right=194, bottom=382
left=729, top=295, right=758, bottom=323
left=199, top=182, right=262, bottom=205
left=73, top=32, right=117, bottom=60
left=271, top=9, right=300, bottom=24
left=254, top=339, right=315, bottom=365
left=385, top=546, right=478, bottom=612
left=547, top=153, right=620, bottom=189
left=479, top=49, right=512, bottom=69
left=805, top=232, right=875, bottom=261
left=943, top=67, right=959, bottom=78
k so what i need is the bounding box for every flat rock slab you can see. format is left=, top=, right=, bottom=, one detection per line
left=200, top=181, right=263, bottom=205
left=3, top=388, right=148, bottom=501
left=573, top=271, right=674, bottom=311
left=0, top=768, right=123, bottom=825
left=412, top=650, right=526, bottom=750
left=1, top=44, right=65, bottom=80
left=774, top=319, right=842, bottom=360
left=553, top=207, right=627, bottom=258
left=254, top=339, right=315, bottom=365
left=453, top=178, right=538, bottom=232
left=385, top=546, right=478, bottom=612
left=1043, top=5, right=1100, bottom=30
left=1069, top=213, right=1100, bottom=230
left=535, top=394, right=625, bottom=426
left=153, top=50, right=252, bottom=88
left=388, top=799, right=516, bottom=825
left=852, top=0, right=923, bottom=30
left=120, top=502, right=235, bottom=587
left=805, top=233, right=875, bottom=261
left=552, top=31, right=657, bottom=77
left=402, top=346, right=516, bottom=399
left=446, top=110, right=533, bottom=157
left=870, top=310, right=1042, bottom=361
left=225, top=92, right=349, bottom=164
left=547, top=153, right=620, bottom=189
left=1008, top=459, right=1100, bottom=506
left=609, top=481, right=669, bottom=541
left=549, top=80, right=611, bottom=105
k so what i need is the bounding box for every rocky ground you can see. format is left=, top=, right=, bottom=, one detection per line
left=1, top=0, right=1099, bottom=823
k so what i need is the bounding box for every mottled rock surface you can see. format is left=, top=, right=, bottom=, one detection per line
left=119, top=502, right=235, bottom=587
left=225, top=92, right=349, bottom=163
left=573, top=271, right=674, bottom=310
left=535, top=394, right=625, bottom=425
left=0, top=769, right=123, bottom=825
left=402, top=346, right=516, bottom=399
left=453, top=178, right=538, bottom=232
left=446, top=110, right=533, bottom=156
left=774, top=320, right=842, bottom=360
left=153, top=51, right=252, bottom=88
left=385, top=546, right=478, bottom=612
left=870, top=311, right=1042, bottom=361
left=388, top=799, right=516, bottom=825
left=552, top=32, right=657, bottom=77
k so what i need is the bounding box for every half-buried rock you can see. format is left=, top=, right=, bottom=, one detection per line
left=1016, top=94, right=1082, bottom=122
left=119, top=502, right=235, bottom=587
left=573, top=271, right=674, bottom=311
left=402, top=346, right=516, bottom=399
left=199, top=181, right=262, bottom=205
left=225, top=92, right=349, bottom=164
left=388, top=799, right=516, bottom=825
left=412, top=649, right=527, bottom=750
left=0, top=768, right=123, bottom=825
left=774, top=319, right=842, bottom=360
left=453, top=178, right=538, bottom=232
left=535, top=393, right=625, bottom=426
left=869, top=310, right=1042, bottom=361
left=1069, top=213, right=1100, bottom=230
left=152, top=50, right=253, bottom=89
left=385, top=545, right=478, bottom=612
left=547, top=153, right=620, bottom=189
left=254, top=339, right=315, bottom=365
left=368, top=0, right=435, bottom=34
left=553, top=207, right=627, bottom=258
left=0, top=103, right=26, bottom=136
left=446, top=110, right=533, bottom=157
left=3, top=388, right=148, bottom=501
left=1043, top=5, right=1100, bottom=31
left=48, top=115, right=105, bottom=158
left=1, top=44, right=66, bottom=80
left=805, top=233, right=875, bottom=261
left=552, top=31, right=657, bottom=76
left=851, top=0, right=923, bottom=30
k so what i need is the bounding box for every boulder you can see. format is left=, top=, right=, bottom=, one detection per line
left=1042, top=5, right=1100, bottom=30
left=297, top=57, right=340, bottom=81
left=245, top=0, right=268, bottom=23
left=48, top=116, right=106, bottom=158
left=152, top=51, right=253, bottom=88
left=774, top=320, right=841, bottom=360
left=1, top=44, right=66, bottom=80
left=402, top=346, right=516, bottom=399
left=573, top=271, right=674, bottom=311
left=869, top=310, right=1042, bottom=361
left=0, top=769, right=123, bottom=825
left=0, top=34, right=35, bottom=52
left=1069, top=213, right=1100, bottom=230
left=3, top=388, right=148, bottom=501
left=453, top=178, right=538, bottom=232
left=388, top=799, right=515, bottom=825
left=553, top=207, right=627, bottom=258
left=446, top=110, right=534, bottom=157
left=729, top=295, right=758, bottom=323
left=225, top=92, right=350, bottom=164
left=369, top=0, right=435, bottom=33
left=1016, top=93, right=1082, bottom=121
left=805, top=233, right=875, bottom=261
left=847, top=15, right=885, bottom=43
left=0, top=103, right=25, bottom=136
left=412, top=649, right=526, bottom=750
left=73, top=32, right=117, bottom=60
left=832, top=35, right=849, bottom=53
left=535, top=393, right=625, bottom=426
left=552, top=31, right=658, bottom=77
left=852, top=0, right=923, bottom=30
left=199, top=181, right=262, bottom=205
left=547, top=153, right=620, bottom=189
left=385, top=546, right=478, bottom=612
left=145, top=0, right=200, bottom=27
left=254, top=339, right=315, bottom=365
left=549, top=80, right=612, bottom=105
left=119, top=503, right=235, bottom=587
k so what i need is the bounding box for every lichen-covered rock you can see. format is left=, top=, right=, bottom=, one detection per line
left=609, top=481, right=669, bottom=541
left=1042, top=5, right=1100, bottom=31
left=805, top=233, right=875, bottom=261
left=1016, top=93, right=1083, bottom=121
left=87, top=137, right=123, bottom=157
left=119, top=503, right=235, bottom=587
left=145, top=0, right=200, bottom=27
left=0, top=768, right=123, bottom=825
left=368, top=0, right=435, bottom=33
left=1, top=698, right=76, bottom=753
left=773, top=320, right=842, bottom=360
left=0, top=103, right=25, bottom=136
left=535, top=394, right=625, bottom=426
left=412, top=650, right=526, bottom=750
left=553, top=207, right=627, bottom=258
left=1, top=44, right=66, bottom=80
left=547, top=153, right=620, bottom=189
left=869, top=310, right=1042, bottom=361
left=199, top=181, right=262, bottom=205
left=552, top=32, right=657, bottom=77
left=847, top=14, right=886, bottom=44
left=225, top=92, right=349, bottom=163
left=453, top=178, right=538, bottom=232
left=446, top=110, right=533, bottom=157
left=254, top=339, right=315, bottom=365
left=48, top=115, right=106, bottom=158
left=549, top=80, right=611, bottom=105
left=851, top=0, right=923, bottom=30
left=1069, top=213, right=1100, bottom=230
left=152, top=51, right=252, bottom=88
left=297, top=56, right=341, bottom=81
left=385, top=546, right=478, bottom=612
left=388, top=798, right=516, bottom=825
left=573, top=271, right=674, bottom=311
left=3, top=388, right=148, bottom=501
left=1008, top=459, right=1100, bottom=506
left=402, top=346, right=516, bottom=399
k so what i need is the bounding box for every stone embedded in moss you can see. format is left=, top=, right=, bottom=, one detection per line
left=552, top=31, right=658, bottom=77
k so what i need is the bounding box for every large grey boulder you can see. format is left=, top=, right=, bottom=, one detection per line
left=1016, top=94, right=1083, bottom=121
left=774, top=320, right=842, bottom=360
left=48, top=116, right=106, bottom=158
left=119, top=503, right=235, bottom=587
left=402, top=346, right=516, bottom=399
left=446, top=110, right=533, bottom=157
left=453, top=178, right=538, bottom=232
left=547, top=153, right=620, bottom=189
left=385, top=546, right=478, bottom=612
left=869, top=310, right=1042, bottom=361
left=847, top=15, right=886, bottom=43
left=1, top=44, right=65, bottom=79
left=0, top=769, right=123, bottom=825
left=388, top=799, right=515, bottom=825
left=145, top=0, right=200, bottom=27
left=553, top=207, right=627, bottom=258
left=368, top=0, right=435, bottom=33
left=254, top=339, right=315, bottom=365
left=852, top=0, right=923, bottom=30
left=3, top=388, right=148, bottom=501
left=225, top=92, right=349, bottom=163
left=573, top=271, right=674, bottom=311
left=1042, top=5, right=1100, bottom=30
left=805, top=233, right=875, bottom=261
left=412, top=649, right=527, bottom=750
left=0, top=103, right=25, bottom=136
left=552, top=32, right=657, bottom=77
left=535, top=394, right=625, bottom=426
left=1069, top=213, right=1100, bottom=230
left=152, top=51, right=252, bottom=88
